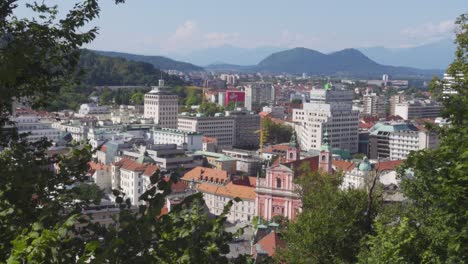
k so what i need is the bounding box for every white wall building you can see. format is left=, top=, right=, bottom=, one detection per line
left=13, top=114, right=61, bottom=142
left=111, top=156, right=158, bottom=205
left=363, top=93, right=386, bottom=117
left=293, top=89, right=359, bottom=153
left=153, top=127, right=203, bottom=151
left=144, top=80, right=179, bottom=128
left=394, top=99, right=441, bottom=120
left=245, top=82, right=275, bottom=111
left=389, top=130, right=439, bottom=160
left=78, top=103, right=109, bottom=116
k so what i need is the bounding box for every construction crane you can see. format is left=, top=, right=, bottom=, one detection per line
left=255, top=118, right=269, bottom=155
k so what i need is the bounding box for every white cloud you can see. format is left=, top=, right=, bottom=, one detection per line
left=204, top=32, right=240, bottom=46
left=161, top=20, right=241, bottom=53
left=401, top=19, right=455, bottom=40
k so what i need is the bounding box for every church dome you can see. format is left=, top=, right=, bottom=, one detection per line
left=358, top=156, right=372, bottom=172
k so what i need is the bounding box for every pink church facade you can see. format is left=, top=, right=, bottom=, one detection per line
left=256, top=164, right=304, bottom=220
left=255, top=132, right=332, bottom=221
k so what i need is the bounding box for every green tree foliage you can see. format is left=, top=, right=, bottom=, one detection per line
left=171, top=85, right=202, bottom=107
left=278, top=167, right=380, bottom=264
left=78, top=50, right=185, bottom=87
left=262, top=118, right=292, bottom=144
left=199, top=101, right=224, bottom=116
left=131, top=91, right=145, bottom=105
left=359, top=14, right=468, bottom=263
left=0, top=2, right=248, bottom=263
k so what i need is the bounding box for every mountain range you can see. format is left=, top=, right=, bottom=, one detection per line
left=167, top=39, right=455, bottom=70
left=359, top=39, right=455, bottom=69
left=207, top=48, right=442, bottom=78
left=89, top=40, right=452, bottom=78
left=170, top=45, right=284, bottom=66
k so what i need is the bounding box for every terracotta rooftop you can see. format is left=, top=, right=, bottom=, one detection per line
left=196, top=181, right=256, bottom=200
left=182, top=167, right=229, bottom=184
left=262, top=144, right=290, bottom=154
left=88, top=161, right=109, bottom=171
left=375, top=160, right=403, bottom=172
left=113, top=158, right=159, bottom=176
left=332, top=160, right=355, bottom=172
left=202, top=136, right=218, bottom=143
left=258, top=111, right=271, bottom=118
left=282, top=156, right=319, bottom=175
left=255, top=231, right=286, bottom=257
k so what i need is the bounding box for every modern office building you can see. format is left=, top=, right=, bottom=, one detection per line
left=178, top=109, right=259, bottom=149
left=227, top=109, right=260, bottom=148
left=394, top=99, right=441, bottom=120
left=363, top=93, right=386, bottom=117
left=389, top=94, right=406, bottom=116
left=245, top=82, right=275, bottom=111
left=367, top=121, right=437, bottom=160
left=293, top=88, right=359, bottom=153
left=144, top=80, right=178, bottom=128
left=178, top=113, right=236, bottom=148
left=388, top=129, right=439, bottom=160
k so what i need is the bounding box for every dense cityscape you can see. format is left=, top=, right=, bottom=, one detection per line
left=0, top=1, right=466, bottom=263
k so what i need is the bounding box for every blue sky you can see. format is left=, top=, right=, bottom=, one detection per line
left=15, top=0, right=466, bottom=55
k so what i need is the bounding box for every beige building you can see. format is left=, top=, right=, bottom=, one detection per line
left=181, top=167, right=256, bottom=223
left=178, top=113, right=236, bottom=148
left=144, top=80, right=178, bottom=128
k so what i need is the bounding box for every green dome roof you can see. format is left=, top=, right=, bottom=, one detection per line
left=358, top=157, right=372, bottom=171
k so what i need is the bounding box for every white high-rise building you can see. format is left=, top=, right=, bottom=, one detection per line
left=144, top=80, right=178, bottom=128
left=363, top=93, right=386, bottom=117
left=293, top=89, right=359, bottom=153
left=245, top=82, right=275, bottom=111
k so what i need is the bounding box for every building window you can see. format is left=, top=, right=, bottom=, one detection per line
left=276, top=178, right=281, bottom=188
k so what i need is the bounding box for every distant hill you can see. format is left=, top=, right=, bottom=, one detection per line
left=204, top=63, right=256, bottom=72
left=79, top=50, right=186, bottom=86
left=172, top=45, right=285, bottom=66
left=91, top=50, right=204, bottom=72
left=208, top=47, right=442, bottom=78
left=359, top=39, right=456, bottom=69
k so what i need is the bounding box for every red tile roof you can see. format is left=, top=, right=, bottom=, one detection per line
left=202, top=136, right=218, bottom=143
left=113, top=158, right=159, bottom=176
left=375, top=160, right=403, bottom=172
left=256, top=231, right=286, bottom=257
left=182, top=167, right=229, bottom=184
left=332, top=160, right=355, bottom=172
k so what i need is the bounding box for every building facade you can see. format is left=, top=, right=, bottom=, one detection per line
left=293, top=89, right=359, bottom=153
left=388, top=130, right=439, bottom=160
left=153, top=127, right=203, bottom=151
left=363, top=93, right=386, bottom=117
left=394, top=99, right=441, bottom=120
left=144, top=80, right=179, bottom=128
left=227, top=109, right=260, bottom=148
left=255, top=134, right=325, bottom=221
left=245, top=82, right=275, bottom=111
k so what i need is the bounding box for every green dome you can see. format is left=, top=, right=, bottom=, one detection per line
left=358, top=157, right=372, bottom=172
